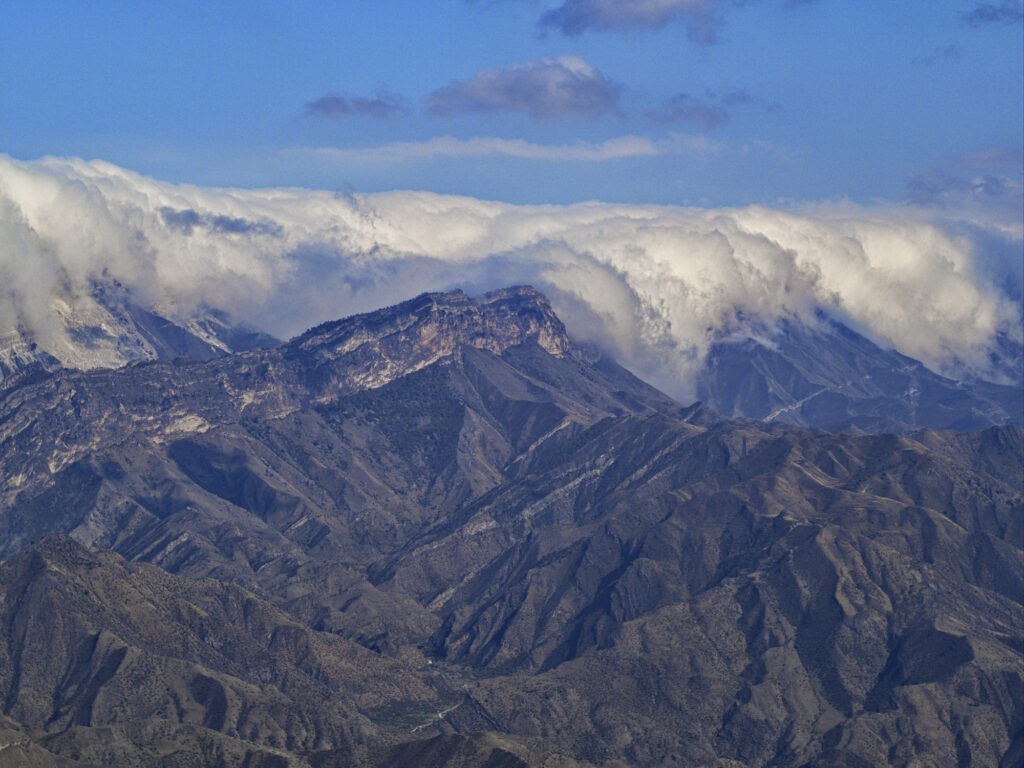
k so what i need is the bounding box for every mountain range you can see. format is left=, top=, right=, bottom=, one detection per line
left=0, top=286, right=1021, bottom=767
left=1, top=279, right=1019, bottom=435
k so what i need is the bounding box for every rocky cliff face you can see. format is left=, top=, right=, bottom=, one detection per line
left=0, top=287, right=1020, bottom=767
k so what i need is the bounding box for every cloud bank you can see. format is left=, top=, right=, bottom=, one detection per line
left=0, top=154, right=1020, bottom=399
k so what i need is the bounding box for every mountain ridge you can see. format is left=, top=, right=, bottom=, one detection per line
left=4, top=283, right=1019, bottom=433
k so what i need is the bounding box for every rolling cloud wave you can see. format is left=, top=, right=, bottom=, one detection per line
left=1, top=154, right=1019, bottom=397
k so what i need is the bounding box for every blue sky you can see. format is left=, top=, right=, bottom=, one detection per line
left=1, top=0, right=1021, bottom=206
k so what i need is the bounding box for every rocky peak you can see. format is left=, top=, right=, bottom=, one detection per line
left=469, top=285, right=573, bottom=357
left=291, top=286, right=572, bottom=394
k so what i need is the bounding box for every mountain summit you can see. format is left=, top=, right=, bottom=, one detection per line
left=291, top=286, right=573, bottom=394
left=698, top=313, right=1023, bottom=432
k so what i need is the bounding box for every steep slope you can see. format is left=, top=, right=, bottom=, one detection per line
left=383, top=422, right=1023, bottom=765
left=0, top=286, right=1021, bottom=766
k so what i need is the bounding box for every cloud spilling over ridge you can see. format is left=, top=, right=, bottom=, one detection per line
left=0, top=154, right=1020, bottom=399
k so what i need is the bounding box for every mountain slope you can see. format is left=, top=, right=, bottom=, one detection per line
left=0, top=536, right=442, bottom=766
left=0, top=286, right=1021, bottom=767
left=0, top=287, right=679, bottom=651
left=389, top=422, right=1022, bottom=765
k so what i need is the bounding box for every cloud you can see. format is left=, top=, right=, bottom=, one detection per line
left=647, top=89, right=772, bottom=129
left=913, top=44, right=962, bottom=66
left=962, top=0, right=1023, bottom=24
left=305, top=92, right=407, bottom=119
left=0, top=155, right=1019, bottom=400
left=427, top=56, right=620, bottom=117
left=907, top=169, right=1016, bottom=206
left=905, top=168, right=1022, bottom=241
left=649, top=94, right=729, bottom=129
left=539, top=0, right=719, bottom=42
left=294, top=133, right=715, bottom=162
left=958, top=147, right=1024, bottom=169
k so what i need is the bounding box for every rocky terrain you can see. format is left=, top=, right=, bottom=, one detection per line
left=0, top=286, right=1021, bottom=766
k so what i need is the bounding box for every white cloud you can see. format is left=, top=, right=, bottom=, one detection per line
left=0, top=154, right=1019, bottom=399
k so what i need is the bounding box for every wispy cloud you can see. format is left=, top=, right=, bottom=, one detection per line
left=539, top=0, right=719, bottom=42
left=913, top=43, right=962, bottom=66
left=427, top=56, right=621, bottom=117
left=958, top=147, right=1024, bottom=169
left=294, top=133, right=717, bottom=162
left=962, top=0, right=1023, bottom=25
left=647, top=89, right=773, bottom=129
left=305, top=92, right=407, bottom=119
left=649, top=94, right=729, bottom=129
